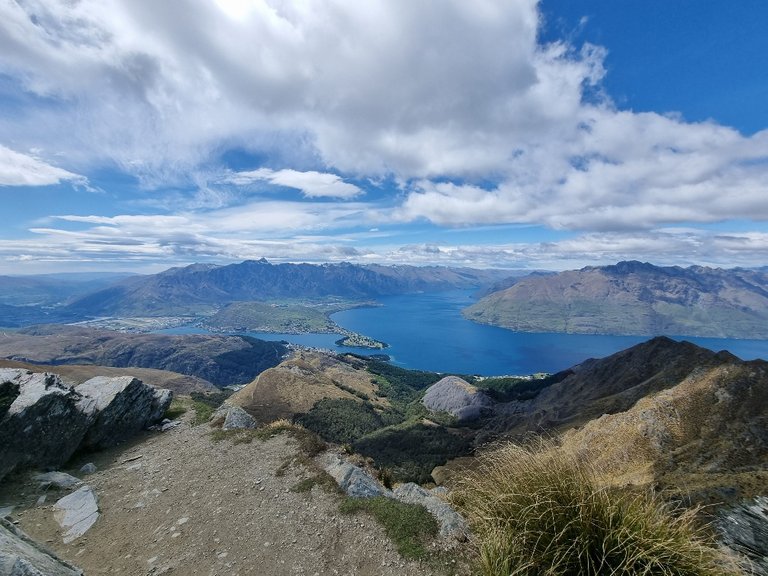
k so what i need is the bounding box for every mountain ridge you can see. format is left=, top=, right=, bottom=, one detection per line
left=65, top=260, right=513, bottom=317
left=464, top=260, right=768, bottom=339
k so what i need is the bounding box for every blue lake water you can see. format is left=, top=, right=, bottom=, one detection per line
left=160, top=290, right=768, bottom=376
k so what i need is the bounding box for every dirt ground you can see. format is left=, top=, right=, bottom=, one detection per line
left=0, top=414, right=471, bottom=576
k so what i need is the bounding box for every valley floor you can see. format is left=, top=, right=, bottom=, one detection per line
left=0, top=415, right=464, bottom=576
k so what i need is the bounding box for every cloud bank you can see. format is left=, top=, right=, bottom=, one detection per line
left=0, top=0, right=766, bottom=271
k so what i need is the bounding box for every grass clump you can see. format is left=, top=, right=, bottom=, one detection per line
left=290, top=471, right=341, bottom=494
left=339, top=496, right=438, bottom=560
left=163, top=397, right=188, bottom=420
left=451, top=440, right=738, bottom=576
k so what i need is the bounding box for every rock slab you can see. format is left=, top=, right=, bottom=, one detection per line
left=718, top=496, right=768, bottom=576
left=0, top=517, right=84, bottom=575
left=53, top=486, right=99, bottom=544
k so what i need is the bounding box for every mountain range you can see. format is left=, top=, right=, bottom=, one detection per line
left=464, top=260, right=768, bottom=338
left=63, top=260, right=513, bottom=317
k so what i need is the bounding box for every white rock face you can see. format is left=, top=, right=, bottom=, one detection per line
left=421, top=376, right=493, bottom=422
left=53, top=486, right=99, bottom=544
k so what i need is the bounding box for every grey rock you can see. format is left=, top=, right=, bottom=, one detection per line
left=79, top=463, right=97, bottom=475
left=393, top=483, right=469, bottom=541
left=221, top=405, right=258, bottom=430
left=319, top=453, right=390, bottom=498
left=0, top=507, right=13, bottom=519
left=148, top=388, right=173, bottom=423
left=0, top=517, right=84, bottom=575
left=718, top=496, right=768, bottom=575
left=34, top=472, right=82, bottom=490
left=53, top=486, right=99, bottom=544
left=0, top=371, right=91, bottom=482
left=75, top=376, right=172, bottom=450
left=395, top=483, right=470, bottom=541
left=422, top=376, right=493, bottom=422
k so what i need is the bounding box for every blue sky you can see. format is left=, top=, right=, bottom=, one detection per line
left=1, top=0, right=767, bottom=274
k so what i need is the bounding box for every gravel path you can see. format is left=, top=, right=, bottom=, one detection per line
left=0, top=417, right=469, bottom=575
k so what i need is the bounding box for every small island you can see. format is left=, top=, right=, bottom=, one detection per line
left=335, top=330, right=388, bottom=349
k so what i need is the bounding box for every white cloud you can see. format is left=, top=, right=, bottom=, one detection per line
left=0, top=0, right=767, bottom=273
left=0, top=144, right=87, bottom=187
left=226, top=168, right=362, bottom=199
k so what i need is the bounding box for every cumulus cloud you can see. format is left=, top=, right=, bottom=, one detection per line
left=0, top=0, right=767, bottom=272
left=225, top=168, right=362, bottom=199
left=0, top=144, right=87, bottom=187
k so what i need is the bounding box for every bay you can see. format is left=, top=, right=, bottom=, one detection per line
left=333, top=290, right=768, bottom=375
left=160, top=290, right=768, bottom=376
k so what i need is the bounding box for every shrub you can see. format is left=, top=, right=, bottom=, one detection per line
left=339, top=496, right=438, bottom=560
left=451, top=441, right=737, bottom=576
left=353, top=423, right=471, bottom=484
left=297, top=398, right=384, bottom=444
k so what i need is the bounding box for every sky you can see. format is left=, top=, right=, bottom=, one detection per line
left=1, top=0, right=767, bottom=275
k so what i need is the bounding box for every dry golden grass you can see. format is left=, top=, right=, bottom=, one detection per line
left=451, top=440, right=739, bottom=576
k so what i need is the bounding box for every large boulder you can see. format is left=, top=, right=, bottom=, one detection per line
left=0, top=517, right=83, bottom=575
left=0, top=370, right=91, bottom=482
left=422, top=376, right=493, bottom=422
left=0, top=369, right=172, bottom=482
left=76, top=376, right=172, bottom=450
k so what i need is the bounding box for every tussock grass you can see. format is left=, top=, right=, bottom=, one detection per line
left=451, top=440, right=738, bottom=576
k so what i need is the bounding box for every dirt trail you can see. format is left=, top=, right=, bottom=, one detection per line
left=0, top=415, right=467, bottom=575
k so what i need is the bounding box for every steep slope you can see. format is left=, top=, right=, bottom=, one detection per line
left=66, top=259, right=512, bottom=316
left=560, top=358, right=768, bottom=501
left=487, top=336, right=738, bottom=436
left=464, top=261, right=768, bottom=338
left=0, top=325, right=287, bottom=386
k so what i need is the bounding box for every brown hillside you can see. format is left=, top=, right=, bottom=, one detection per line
left=229, top=350, right=388, bottom=423
left=0, top=358, right=217, bottom=394
left=561, top=359, right=768, bottom=502
left=490, top=336, right=736, bottom=435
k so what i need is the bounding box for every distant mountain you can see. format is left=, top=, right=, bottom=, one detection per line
left=0, top=272, right=134, bottom=307
left=66, top=259, right=513, bottom=317
left=464, top=260, right=768, bottom=338
left=0, top=325, right=287, bottom=386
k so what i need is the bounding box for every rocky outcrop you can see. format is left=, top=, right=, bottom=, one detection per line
left=718, top=496, right=768, bottom=576
left=422, top=376, right=492, bottom=422
left=0, top=517, right=84, bottom=575
left=0, top=369, right=172, bottom=482
left=211, top=403, right=258, bottom=430
left=393, top=483, right=469, bottom=541
left=320, top=453, right=390, bottom=498
left=0, top=370, right=92, bottom=482
left=76, top=376, right=170, bottom=450
left=319, top=452, right=470, bottom=542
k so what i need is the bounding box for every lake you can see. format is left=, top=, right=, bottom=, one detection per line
left=159, top=290, right=768, bottom=376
